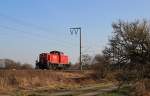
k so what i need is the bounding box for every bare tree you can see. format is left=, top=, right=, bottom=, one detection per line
left=0, top=59, right=33, bottom=70
left=104, top=20, right=150, bottom=80
left=91, top=54, right=110, bottom=79
left=5, top=59, right=21, bottom=69
left=21, top=63, right=33, bottom=69
left=81, top=54, right=92, bottom=69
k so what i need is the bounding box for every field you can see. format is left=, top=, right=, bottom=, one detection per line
left=0, top=70, right=127, bottom=96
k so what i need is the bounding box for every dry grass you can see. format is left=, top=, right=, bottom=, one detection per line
left=130, top=79, right=150, bottom=96
left=0, top=70, right=96, bottom=94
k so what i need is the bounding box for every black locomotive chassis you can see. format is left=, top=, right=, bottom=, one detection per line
left=35, top=62, right=70, bottom=70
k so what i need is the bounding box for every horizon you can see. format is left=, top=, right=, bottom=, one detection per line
left=0, top=0, right=150, bottom=65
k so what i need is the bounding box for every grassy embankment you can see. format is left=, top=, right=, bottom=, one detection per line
left=0, top=70, right=109, bottom=95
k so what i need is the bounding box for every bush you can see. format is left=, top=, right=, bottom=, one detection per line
left=91, top=54, right=110, bottom=79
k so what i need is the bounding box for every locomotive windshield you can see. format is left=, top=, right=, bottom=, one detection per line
left=50, top=51, right=64, bottom=54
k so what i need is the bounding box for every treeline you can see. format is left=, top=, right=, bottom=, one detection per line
left=80, top=19, right=150, bottom=96
left=0, top=59, right=33, bottom=69
left=81, top=20, right=150, bottom=79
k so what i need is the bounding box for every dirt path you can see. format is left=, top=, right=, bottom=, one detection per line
left=49, top=84, right=118, bottom=96
left=0, top=83, right=124, bottom=96
left=78, top=86, right=118, bottom=96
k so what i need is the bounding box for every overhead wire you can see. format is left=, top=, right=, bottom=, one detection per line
left=0, top=24, right=76, bottom=48
left=0, top=13, right=77, bottom=46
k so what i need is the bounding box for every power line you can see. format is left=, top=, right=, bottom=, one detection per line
left=0, top=24, right=40, bottom=37
left=0, top=13, right=76, bottom=46
left=0, top=24, right=75, bottom=48
left=0, top=13, right=50, bottom=32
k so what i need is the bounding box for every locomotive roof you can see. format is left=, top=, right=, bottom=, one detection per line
left=50, top=51, right=64, bottom=54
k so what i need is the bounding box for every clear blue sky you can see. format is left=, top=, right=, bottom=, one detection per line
left=0, top=0, right=150, bottom=65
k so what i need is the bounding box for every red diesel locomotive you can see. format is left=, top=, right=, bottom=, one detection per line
left=36, top=51, right=70, bottom=69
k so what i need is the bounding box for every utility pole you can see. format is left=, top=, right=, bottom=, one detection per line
left=70, top=27, right=82, bottom=71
